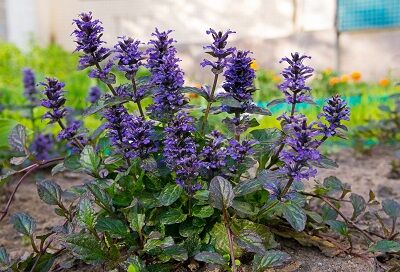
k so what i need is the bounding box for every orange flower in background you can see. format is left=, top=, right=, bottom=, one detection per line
left=351, top=71, right=362, bottom=82
left=272, top=74, right=281, bottom=83
left=340, top=74, right=349, bottom=83
left=329, top=77, right=340, bottom=86
left=250, top=60, right=259, bottom=70
left=379, top=78, right=390, bottom=87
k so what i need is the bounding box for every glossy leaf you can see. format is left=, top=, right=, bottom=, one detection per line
left=36, top=180, right=62, bottom=205
left=80, top=145, right=100, bottom=173
left=369, top=240, right=400, bottom=253
left=95, top=218, right=129, bottom=237
left=327, top=220, right=349, bottom=236
left=236, top=229, right=266, bottom=254
left=192, top=205, right=214, bottom=218
left=382, top=199, right=400, bottom=219
left=10, top=212, right=36, bottom=236
left=158, top=184, right=183, bottom=206
left=77, top=198, right=96, bottom=229
left=350, top=193, right=366, bottom=220
left=0, top=246, right=9, bottom=266
left=209, top=176, right=234, bottom=210
left=160, top=208, right=187, bottom=225
left=252, top=250, right=290, bottom=271
left=194, top=252, right=226, bottom=266
left=282, top=202, right=306, bottom=232
left=66, top=233, right=107, bottom=263
left=8, top=124, right=27, bottom=153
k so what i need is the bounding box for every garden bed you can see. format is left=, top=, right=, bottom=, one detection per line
left=1, top=147, right=396, bottom=271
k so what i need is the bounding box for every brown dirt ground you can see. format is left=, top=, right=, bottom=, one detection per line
left=0, top=147, right=398, bottom=271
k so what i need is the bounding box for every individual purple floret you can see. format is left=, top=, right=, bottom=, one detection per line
left=72, top=12, right=111, bottom=70
left=114, top=36, right=144, bottom=80
left=103, top=104, right=129, bottom=154
left=200, top=130, right=227, bottom=176
left=201, top=28, right=236, bottom=73
left=88, top=59, right=115, bottom=84
left=226, top=139, right=257, bottom=173
left=278, top=52, right=314, bottom=105
left=31, top=134, right=52, bottom=160
left=87, top=86, right=101, bottom=103
left=319, top=94, right=350, bottom=137
left=264, top=180, right=296, bottom=201
left=122, top=115, right=157, bottom=159
left=222, top=50, right=256, bottom=110
left=22, top=68, right=38, bottom=103
left=40, top=78, right=67, bottom=124
left=146, top=28, right=187, bottom=121
left=163, top=112, right=201, bottom=192
left=57, top=120, right=82, bottom=140
left=279, top=115, right=321, bottom=182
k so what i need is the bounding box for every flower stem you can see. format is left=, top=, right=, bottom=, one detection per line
left=223, top=208, right=237, bottom=272
left=91, top=52, right=117, bottom=96
left=57, top=120, right=85, bottom=150
left=279, top=177, right=294, bottom=200
left=132, top=78, right=145, bottom=118
left=200, top=73, right=219, bottom=135
left=234, top=112, right=240, bottom=141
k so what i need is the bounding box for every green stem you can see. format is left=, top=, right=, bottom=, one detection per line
left=57, top=120, right=84, bottom=150
left=223, top=209, right=237, bottom=272
left=234, top=112, right=240, bottom=141
left=200, top=73, right=219, bottom=135
left=92, top=53, right=117, bottom=96
left=132, top=78, right=145, bottom=118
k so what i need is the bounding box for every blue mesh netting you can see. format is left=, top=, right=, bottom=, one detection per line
left=338, top=0, right=400, bottom=31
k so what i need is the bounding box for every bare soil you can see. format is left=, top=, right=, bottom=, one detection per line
left=0, top=147, right=398, bottom=271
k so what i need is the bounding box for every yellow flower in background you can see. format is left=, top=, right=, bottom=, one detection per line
left=250, top=60, right=259, bottom=70
left=340, top=74, right=349, bottom=83
left=329, top=77, right=340, bottom=86
left=272, top=74, right=281, bottom=83
left=379, top=78, right=390, bottom=87
left=323, top=68, right=333, bottom=76
left=351, top=71, right=362, bottom=82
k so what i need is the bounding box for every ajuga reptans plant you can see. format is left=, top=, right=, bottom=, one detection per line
left=2, top=12, right=400, bottom=272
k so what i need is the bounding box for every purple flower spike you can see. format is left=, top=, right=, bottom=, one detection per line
left=122, top=115, right=157, bottom=160
left=87, top=86, right=101, bottom=103
left=57, top=120, right=82, bottom=140
left=163, top=112, right=201, bottom=192
left=279, top=115, right=321, bottom=182
left=103, top=104, right=129, bottom=154
left=264, top=180, right=297, bottom=202
left=22, top=68, right=38, bottom=103
left=222, top=50, right=256, bottom=104
left=200, top=130, right=227, bottom=176
left=31, top=134, right=52, bottom=160
left=40, top=78, right=67, bottom=124
left=146, top=29, right=187, bottom=121
left=226, top=139, right=257, bottom=173
left=201, top=28, right=236, bottom=73
left=88, top=59, right=115, bottom=84
left=72, top=12, right=111, bottom=69
left=319, top=94, right=350, bottom=137
left=114, top=36, right=144, bottom=80
left=279, top=52, right=314, bottom=104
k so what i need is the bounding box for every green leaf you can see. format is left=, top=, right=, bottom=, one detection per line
left=179, top=219, right=204, bottom=237
left=232, top=200, right=258, bottom=216
left=323, top=176, right=343, bottom=192
left=192, top=205, right=214, bottom=218
left=0, top=119, right=17, bottom=148
left=160, top=208, right=187, bottom=225
left=232, top=219, right=278, bottom=250
left=51, top=163, right=66, bottom=175
left=66, top=233, right=107, bottom=263
left=144, top=236, right=174, bottom=254
left=80, top=145, right=100, bottom=173
left=194, top=252, right=226, bottom=266
left=95, top=218, right=129, bottom=237
left=236, top=229, right=266, bottom=254
left=327, top=220, right=349, bottom=236
left=369, top=240, right=400, bottom=253
left=77, top=198, right=96, bottom=229
left=321, top=204, right=338, bottom=221
left=83, top=96, right=130, bottom=116
left=158, top=184, right=183, bottom=206
left=193, top=190, right=209, bottom=202
left=252, top=250, right=290, bottom=271
left=246, top=105, right=272, bottom=116
left=86, top=182, right=113, bottom=211
left=350, top=193, right=366, bottom=220
left=36, top=180, right=62, bottom=205
left=10, top=156, right=28, bottom=165
left=310, top=155, right=338, bottom=169
left=179, top=86, right=209, bottom=100
left=382, top=199, right=400, bottom=219
left=0, top=246, right=9, bottom=265
left=129, top=212, right=145, bottom=233
left=10, top=212, right=36, bottom=236
left=282, top=202, right=306, bottom=232
left=267, top=98, right=286, bottom=107
left=8, top=124, right=27, bottom=153
left=234, top=170, right=284, bottom=197
left=209, top=176, right=234, bottom=210
left=162, top=245, right=188, bottom=261
left=63, top=154, right=81, bottom=170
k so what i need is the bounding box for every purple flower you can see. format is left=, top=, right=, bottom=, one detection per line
left=31, top=134, right=52, bottom=160
left=319, top=94, right=350, bottom=137
left=57, top=120, right=81, bottom=140
left=278, top=114, right=321, bottom=181
left=146, top=29, right=187, bottom=121
left=103, top=104, right=129, bottom=154
left=226, top=139, right=257, bottom=173
left=278, top=52, right=314, bottom=104
left=201, top=29, right=235, bottom=73
left=22, top=68, right=38, bottom=103
left=114, top=36, right=144, bottom=80
left=200, top=130, right=227, bottom=177
left=87, top=86, right=101, bottom=103
left=40, top=78, right=67, bottom=124
left=264, top=180, right=297, bottom=201
left=72, top=12, right=111, bottom=69
left=88, top=59, right=115, bottom=84
left=122, top=115, right=157, bottom=159
left=222, top=50, right=256, bottom=112
left=163, top=112, right=201, bottom=192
